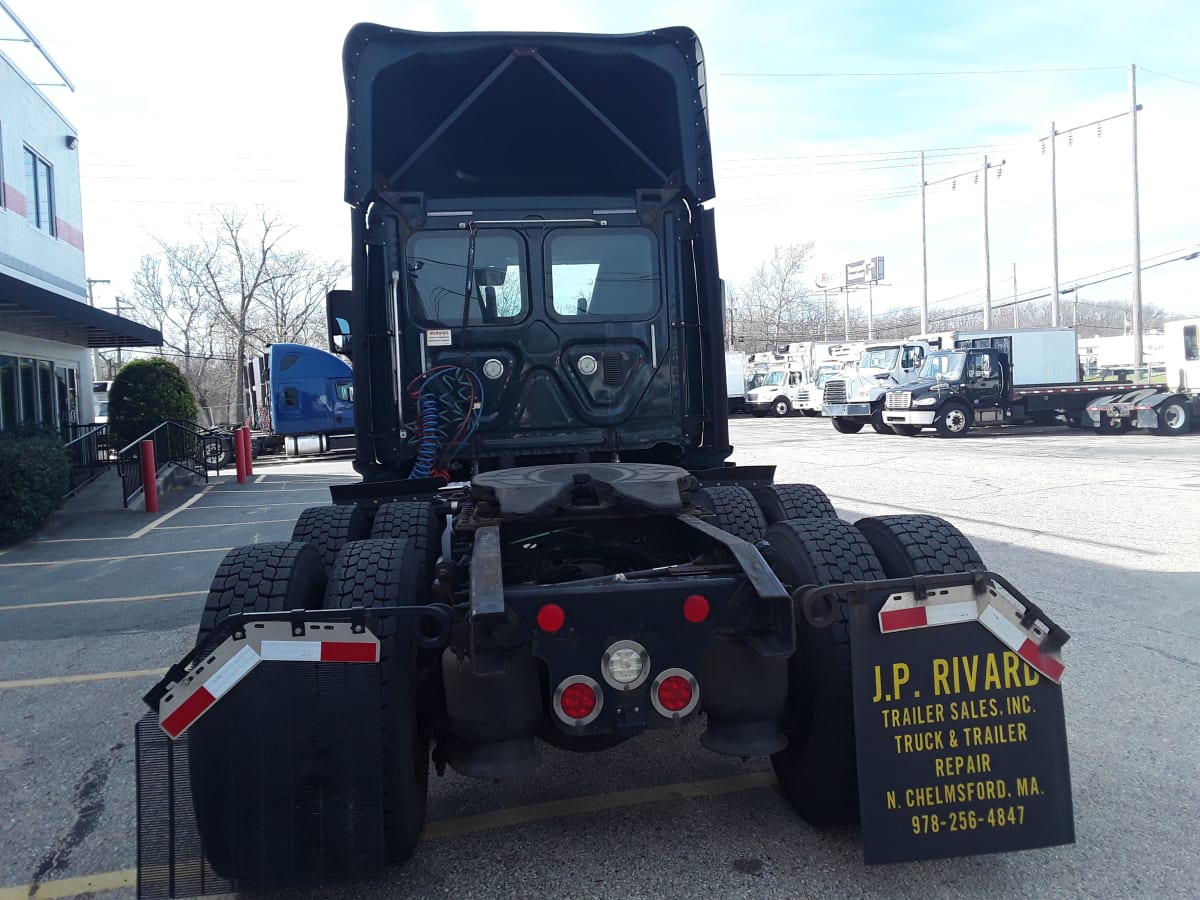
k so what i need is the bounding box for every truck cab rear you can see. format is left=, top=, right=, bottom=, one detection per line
left=135, top=24, right=1074, bottom=897
left=1087, top=318, right=1200, bottom=435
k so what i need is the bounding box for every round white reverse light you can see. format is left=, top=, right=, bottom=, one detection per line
left=578, top=355, right=598, bottom=376
left=483, top=358, right=504, bottom=379
left=601, top=640, right=650, bottom=690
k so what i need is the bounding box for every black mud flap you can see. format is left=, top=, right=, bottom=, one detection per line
left=135, top=606, right=451, bottom=899
left=136, top=661, right=385, bottom=899
left=803, top=572, right=1075, bottom=865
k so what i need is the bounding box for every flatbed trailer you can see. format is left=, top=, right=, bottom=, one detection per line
left=883, top=335, right=1161, bottom=437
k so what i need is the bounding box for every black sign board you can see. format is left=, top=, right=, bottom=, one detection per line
left=848, top=603, right=1075, bottom=865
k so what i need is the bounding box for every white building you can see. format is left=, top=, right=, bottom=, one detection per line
left=1, top=20, right=158, bottom=433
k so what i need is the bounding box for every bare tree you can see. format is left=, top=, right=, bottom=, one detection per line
left=730, top=243, right=819, bottom=351
left=123, top=207, right=346, bottom=425
left=253, top=250, right=347, bottom=348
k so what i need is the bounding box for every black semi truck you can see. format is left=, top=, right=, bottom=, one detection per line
left=135, top=24, right=1074, bottom=896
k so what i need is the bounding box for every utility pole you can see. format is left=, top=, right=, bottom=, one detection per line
left=919, top=151, right=929, bottom=334
left=115, top=295, right=125, bottom=367
left=867, top=281, right=875, bottom=340
left=981, top=155, right=1004, bottom=329
left=85, top=277, right=110, bottom=307
left=1044, top=91, right=1143, bottom=343
left=843, top=288, right=850, bottom=340
left=1130, top=63, right=1144, bottom=371
left=1012, top=263, right=1019, bottom=328
left=1049, top=122, right=1060, bottom=326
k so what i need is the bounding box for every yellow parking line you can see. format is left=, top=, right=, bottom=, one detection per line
left=0, top=669, right=166, bottom=690
left=0, top=771, right=775, bottom=898
left=0, top=868, right=136, bottom=900
left=0, top=591, right=205, bottom=613
left=156, top=519, right=296, bottom=530
left=424, top=770, right=775, bottom=839
left=129, top=485, right=212, bottom=539
left=0, top=547, right=230, bottom=568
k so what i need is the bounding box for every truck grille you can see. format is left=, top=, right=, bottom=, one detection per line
left=823, top=380, right=847, bottom=404
left=886, top=392, right=911, bottom=410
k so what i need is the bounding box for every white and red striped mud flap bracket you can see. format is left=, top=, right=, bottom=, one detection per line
left=157, top=621, right=379, bottom=740
left=877, top=581, right=1065, bottom=683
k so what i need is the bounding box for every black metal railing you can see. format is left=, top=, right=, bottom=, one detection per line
left=62, top=424, right=112, bottom=496
left=117, top=421, right=219, bottom=508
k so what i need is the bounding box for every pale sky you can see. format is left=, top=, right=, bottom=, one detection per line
left=7, top=0, right=1200, bottom=325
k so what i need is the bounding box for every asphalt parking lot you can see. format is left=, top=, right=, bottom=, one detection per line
left=1, top=418, right=1198, bottom=899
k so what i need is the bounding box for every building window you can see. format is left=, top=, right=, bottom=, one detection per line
left=23, top=148, right=56, bottom=235
left=0, top=356, right=17, bottom=431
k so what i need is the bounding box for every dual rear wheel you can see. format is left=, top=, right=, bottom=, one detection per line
left=190, top=502, right=441, bottom=884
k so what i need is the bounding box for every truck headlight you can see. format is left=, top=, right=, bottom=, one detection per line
left=913, top=397, right=937, bottom=407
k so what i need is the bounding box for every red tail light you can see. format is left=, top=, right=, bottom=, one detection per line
left=657, top=676, right=692, bottom=711
left=553, top=675, right=603, bottom=726
left=651, top=668, right=700, bottom=719
left=537, top=603, right=566, bottom=633
left=683, top=594, right=710, bottom=623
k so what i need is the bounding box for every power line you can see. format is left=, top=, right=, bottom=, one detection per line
left=714, top=65, right=1125, bottom=78
left=1140, top=67, right=1200, bottom=88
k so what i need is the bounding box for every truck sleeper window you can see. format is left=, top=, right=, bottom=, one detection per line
left=408, top=231, right=526, bottom=326
left=549, top=230, right=658, bottom=318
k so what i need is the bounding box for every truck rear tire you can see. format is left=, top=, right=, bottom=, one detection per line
left=764, top=518, right=885, bottom=827
left=831, top=417, right=864, bottom=435
left=1156, top=399, right=1190, bottom=435
left=325, top=539, right=430, bottom=864
left=694, top=485, right=767, bottom=543
left=292, top=505, right=371, bottom=574
left=934, top=402, right=972, bottom=437
left=750, top=483, right=837, bottom=523
left=196, top=542, right=327, bottom=648
left=854, top=515, right=984, bottom=577
left=370, top=501, right=442, bottom=575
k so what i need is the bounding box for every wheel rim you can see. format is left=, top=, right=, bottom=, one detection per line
left=774, top=400, right=789, bottom=416
left=1164, top=404, right=1185, bottom=430
left=945, top=409, right=967, bottom=432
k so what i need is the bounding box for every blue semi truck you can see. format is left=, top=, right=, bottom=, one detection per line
left=203, top=343, right=355, bottom=466
left=245, top=342, right=356, bottom=456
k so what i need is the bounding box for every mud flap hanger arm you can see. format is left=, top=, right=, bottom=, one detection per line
left=796, top=570, right=1069, bottom=653
left=141, top=604, right=455, bottom=712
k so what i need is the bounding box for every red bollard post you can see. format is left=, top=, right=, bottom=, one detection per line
left=140, top=439, right=159, bottom=513
left=234, top=427, right=247, bottom=485
left=243, top=427, right=254, bottom=476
